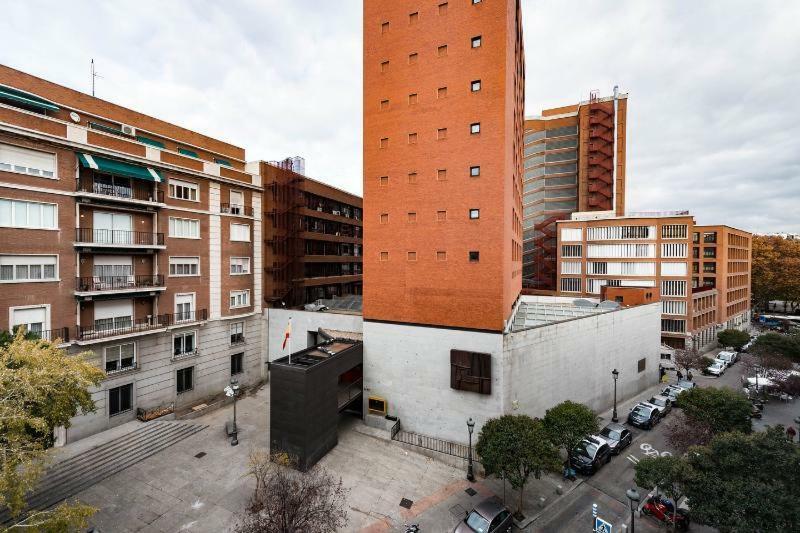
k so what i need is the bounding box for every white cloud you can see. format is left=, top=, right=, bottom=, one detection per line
left=1, top=0, right=797, bottom=232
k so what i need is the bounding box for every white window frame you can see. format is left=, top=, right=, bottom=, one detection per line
left=230, top=321, right=245, bottom=345
left=168, top=179, right=199, bottom=202
left=229, top=289, right=251, bottom=309
left=172, top=330, right=198, bottom=358
left=0, top=254, right=59, bottom=283
left=230, top=257, right=251, bottom=275
left=229, top=190, right=245, bottom=215
left=0, top=142, right=57, bottom=179
left=104, top=342, right=137, bottom=374
left=0, top=198, right=58, bottom=230
left=169, top=217, right=200, bottom=239
left=168, top=256, right=200, bottom=277
left=9, top=304, right=50, bottom=335
left=230, top=223, right=250, bottom=242
left=175, top=293, right=196, bottom=321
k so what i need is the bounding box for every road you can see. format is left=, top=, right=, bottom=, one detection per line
left=531, top=358, right=749, bottom=533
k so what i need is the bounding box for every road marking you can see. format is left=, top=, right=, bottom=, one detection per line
left=640, top=443, right=672, bottom=457
left=627, top=455, right=639, bottom=464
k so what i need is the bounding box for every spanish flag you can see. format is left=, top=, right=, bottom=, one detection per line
left=282, top=319, right=292, bottom=350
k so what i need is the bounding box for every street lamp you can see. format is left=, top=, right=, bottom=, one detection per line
left=626, top=488, right=640, bottom=533
left=226, top=378, right=240, bottom=446
left=466, top=418, right=476, bottom=482
left=611, top=369, right=619, bottom=423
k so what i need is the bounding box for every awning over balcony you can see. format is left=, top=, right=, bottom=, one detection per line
left=0, top=85, right=60, bottom=112
left=77, top=153, right=163, bottom=183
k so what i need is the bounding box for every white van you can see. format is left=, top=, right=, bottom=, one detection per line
left=717, top=351, right=738, bottom=366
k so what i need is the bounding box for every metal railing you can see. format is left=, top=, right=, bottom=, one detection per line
left=76, top=228, right=165, bottom=246
left=390, top=421, right=473, bottom=460
left=76, top=274, right=164, bottom=292
left=76, top=178, right=164, bottom=203
left=11, top=326, right=70, bottom=344
left=76, top=309, right=207, bottom=341
left=220, top=203, right=254, bottom=217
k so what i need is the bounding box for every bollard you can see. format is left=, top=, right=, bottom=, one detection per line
left=556, top=484, right=564, bottom=495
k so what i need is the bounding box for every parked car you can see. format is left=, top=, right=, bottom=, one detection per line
left=661, top=385, right=687, bottom=406
left=705, top=361, right=726, bottom=376
left=570, top=435, right=612, bottom=475
left=676, top=379, right=696, bottom=390
left=627, top=402, right=662, bottom=429
left=713, top=357, right=730, bottom=370
left=599, top=423, right=633, bottom=455
left=647, top=395, right=673, bottom=415
left=717, top=351, right=738, bottom=365
left=454, top=498, right=513, bottom=533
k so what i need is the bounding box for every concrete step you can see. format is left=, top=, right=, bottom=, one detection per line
left=0, top=421, right=207, bottom=525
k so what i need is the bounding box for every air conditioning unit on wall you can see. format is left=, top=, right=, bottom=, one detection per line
left=121, top=124, right=136, bottom=137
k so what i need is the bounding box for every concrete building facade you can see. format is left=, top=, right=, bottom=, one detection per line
left=523, top=91, right=628, bottom=291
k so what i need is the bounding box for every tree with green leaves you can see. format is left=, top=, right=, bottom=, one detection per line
left=716, top=329, right=750, bottom=350
left=542, top=401, right=599, bottom=461
left=751, top=332, right=800, bottom=362
left=634, top=455, right=692, bottom=532
left=1, top=329, right=104, bottom=530
left=679, top=386, right=752, bottom=436
left=475, top=415, right=560, bottom=516
left=684, top=427, right=800, bottom=532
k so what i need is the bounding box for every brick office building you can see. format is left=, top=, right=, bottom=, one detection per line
left=523, top=90, right=628, bottom=291
left=0, top=65, right=265, bottom=442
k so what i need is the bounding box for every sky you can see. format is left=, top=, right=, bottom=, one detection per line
left=2, top=0, right=798, bottom=233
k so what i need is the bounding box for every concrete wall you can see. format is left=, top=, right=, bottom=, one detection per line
left=66, top=313, right=262, bottom=443
left=505, top=302, right=662, bottom=419
left=263, top=308, right=362, bottom=362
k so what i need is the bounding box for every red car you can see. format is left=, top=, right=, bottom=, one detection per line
left=641, top=495, right=690, bottom=530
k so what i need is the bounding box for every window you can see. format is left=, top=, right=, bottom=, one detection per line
left=661, top=242, right=688, bottom=258
left=409, top=11, right=418, bottom=23
left=587, top=225, right=656, bottom=240
left=438, top=87, right=447, bottom=99
left=94, top=299, right=133, bottom=332
left=408, top=52, right=418, bottom=64
left=662, top=300, right=687, bottom=315
left=379, top=176, right=389, bottom=186
left=0, top=255, right=57, bottom=282
left=472, top=0, right=481, bottom=3
left=229, top=190, right=244, bottom=213
left=560, top=228, right=582, bottom=241
left=169, top=256, right=200, bottom=277
left=178, top=148, right=198, bottom=158
left=637, top=358, right=647, bottom=373
left=381, top=21, right=389, bottom=33
left=230, top=321, right=245, bottom=344
left=438, top=2, right=448, bottom=15
left=0, top=143, right=56, bottom=178
left=470, top=123, right=481, bottom=134
left=437, top=169, right=447, bottom=181
left=109, top=384, right=133, bottom=416
left=105, top=342, right=136, bottom=373
left=408, top=133, right=417, bottom=144
left=176, top=367, right=194, bottom=394
left=471, top=36, right=482, bottom=48
left=380, top=99, right=389, bottom=110
left=407, top=251, right=417, bottom=261
left=661, top=224, right=688, bottom=239
left=661, top=262, right=688, bottom=276
left=407, top=172, right=417, bottom=183
left=661, top=319, right=686, bottom=333
left=380, top=60, right=389, bottom=73
left=11, top=306, right=47, bottom=336
left=173, top=331, right=196, bottom=357
left=469, top=251, right=480, bottom=262
left=0, top=199, right=57, bottom=229
left=469, top=209, right=480, bottom=219
left=169, top=179, right=198, bottom=201
left=437, top=45, right=448, bottom=57
left=230, top=223, right=250, bottom=242
left=561, top=277, right=582, bottom=292
left=661, top=280, right=687, bottom=297
left=380, top=137, right=388, bottom=148
left=175, top=293, right=195, bottom=321
left=437, top=128, right=447, bottom=140
left=471, top=80, right=481, bottom=92
left=407, top=212, right=417, bottom=222
left=231, top=353, right=244, bottom=375
left=469, top=166, right=480, bottom=177
left=169, top=217, right=200, bottom=239
left=450, top=350, right=491, bottom=394
left=437, top=251, right=447, bottom=261
left=380, top=213, right=389, bottom=224
left=436, top=210, right=447, bottom=221
left=408, top=93, right=418, bottom=105
left=380, top=251, right=389, bottom=261
left=230, top=257, right=251, bottom=275
left=230, top=290, right=251, bottom=309
left=561, top=261, right=581, bottom=275
left=561, top=245, right=582, bottom=258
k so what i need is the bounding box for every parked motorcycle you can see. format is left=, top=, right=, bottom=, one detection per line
left=641, top=495, right=690, bottom=531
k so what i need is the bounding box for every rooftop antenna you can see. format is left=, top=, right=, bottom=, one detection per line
left=90, top=59, right=103, bottom=97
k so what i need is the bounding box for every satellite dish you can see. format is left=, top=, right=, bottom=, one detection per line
left=573, top=299, right=595, bottom=307
left=69, top=111, right=81, bottom=123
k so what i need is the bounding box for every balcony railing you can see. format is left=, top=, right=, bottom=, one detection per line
left=76, top=178, right=164, bottom=203
left=76, top=275, right=165, bottom=293
left=11, top=326, right=70, bottom=344
left=76, top=228, right=165, bottom=246
left=220, top=203, right=254, bottom=217
left=76, top=309, right=208, bottom=341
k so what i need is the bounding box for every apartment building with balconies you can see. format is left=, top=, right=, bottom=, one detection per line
left=258, top=160, right=362, bottom=307
left=0, top=65, right=263, bottom=442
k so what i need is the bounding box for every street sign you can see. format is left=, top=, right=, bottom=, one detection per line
left=594, top=517, right=612, bottom=533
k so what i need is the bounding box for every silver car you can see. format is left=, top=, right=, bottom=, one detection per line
left=648, top=395, right=672, bottom=415
left=454, top=498, right=513, bottom=533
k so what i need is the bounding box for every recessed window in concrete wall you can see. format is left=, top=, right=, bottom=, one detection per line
left=637, top=358, right=646, bottom=373
left=470, top=123, right=481, bottom=134
left=450, top=349, right=491, bottom=394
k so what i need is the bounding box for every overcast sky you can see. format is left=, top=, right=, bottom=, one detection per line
left=2, top=1, right=798, bottom=233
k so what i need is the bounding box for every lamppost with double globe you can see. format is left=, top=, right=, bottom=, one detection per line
left=466, top=418, right=476, bottom=482
left=626, top=488, right=640, bottom=533
left=612, top=369, right=620, bottom=423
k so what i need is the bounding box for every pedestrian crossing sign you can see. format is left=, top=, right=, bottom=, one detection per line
left=595, top=517, right=612, bottom=533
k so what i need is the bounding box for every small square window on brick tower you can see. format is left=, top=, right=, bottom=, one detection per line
left=409, top=11, right=419, bottom=24
left=437, top=251, right=447, bottom=261
left=381, top=21, right=389, bottom=34
left=437, top=169, right=447, bottom=181
left=409, top=93, right=418, bottom=105
left=437, top=210, right=447, bottom=221
left=471, top=79, right=481, bottom=92
left=380, top=60, right=389, bottom=73
left=409, top=53, right=418, bottom=64
left=469, top=251, right=480, bottom=262
left=380, top=137, right=388, bottom=149
left=380, top=251, right=389, bottom=261
left=380, top=213, right=388, bottom=224
left=379, top=176, right=389, bottom=186
left=380, top=99, right=389, bottom=110
left=470, top=165, right=480, bottom=177
left=407, top=172, right=417, bottom=183
left=438, top=2, right=448, bottom=15
left=407, top=212, right=417, bottom=222
left=471, top=35, right=482, bottom=48
left=407, top=251, right=417, bottom=261
left=438, top=87, right=447, bottom=99
left=438, top=45, right=448, bottom=57
left=437, top=128, right=447, bottom=140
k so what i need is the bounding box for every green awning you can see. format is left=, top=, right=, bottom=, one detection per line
left=178, top=148, right=198, bottom=158
left=136, top=135, right=165, bottom=149
left=0, top=85, right=60, bottom=112
left=214, top=158, right=232, bottom=167
left=77, top=153, right=163, bottom=183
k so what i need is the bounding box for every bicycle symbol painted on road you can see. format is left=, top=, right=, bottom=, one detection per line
left=627, top=443, right=671, bottom=465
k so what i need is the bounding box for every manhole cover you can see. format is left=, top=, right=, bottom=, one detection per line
left=399, top=498, right=413, bottom=509
left=465, top=487, right=477, bottom=496
left=194, top=452, right=207, bottom=459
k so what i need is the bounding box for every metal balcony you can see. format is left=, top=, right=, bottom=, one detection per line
left=76, top=178, right=164, bottom=204
left=220, top=203, right=255, bottom=217
left=75, top=275, right=166, bottom=295
left=75, top=228, right=165, bottom=248
left=75, top=309, right=208, bottom=342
